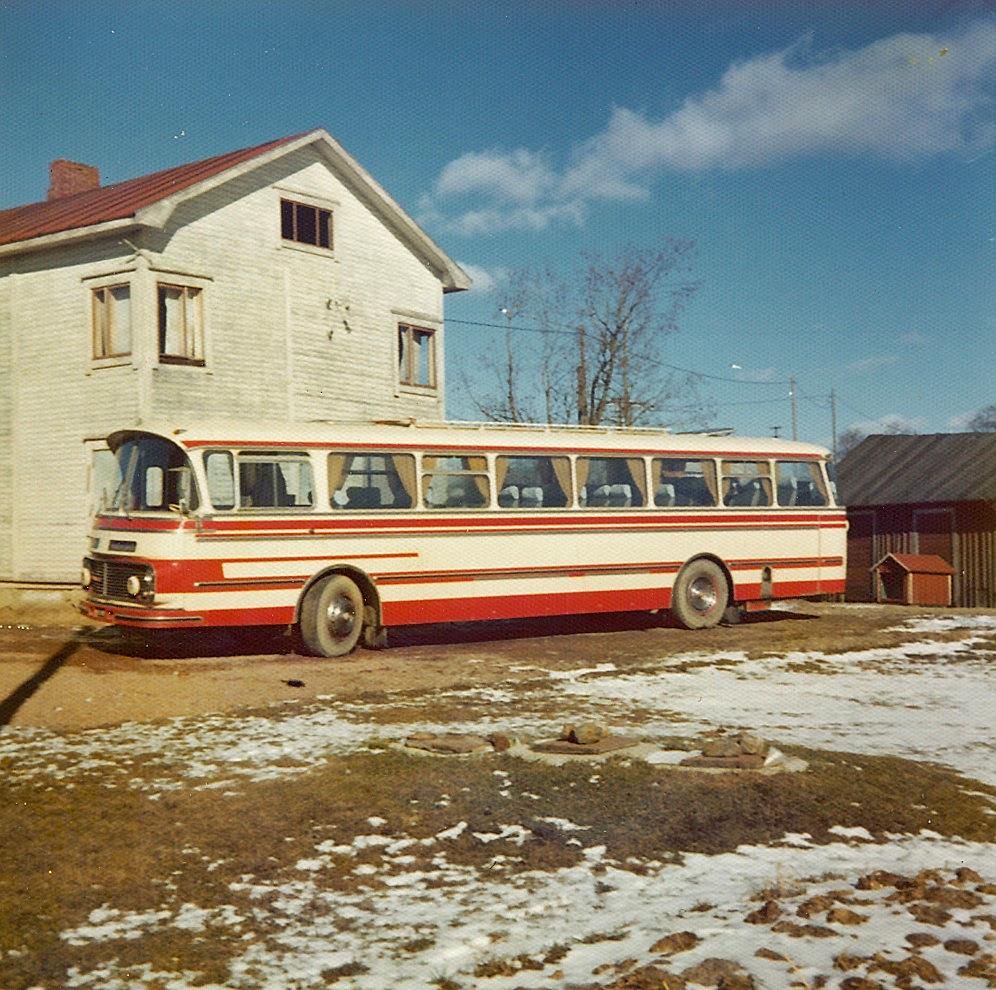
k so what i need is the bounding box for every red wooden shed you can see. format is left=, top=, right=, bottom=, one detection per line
left=872, top=552, right=955, bottom=607
left=837, top=433, right=996, bottom=607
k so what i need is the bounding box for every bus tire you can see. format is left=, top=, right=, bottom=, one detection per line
left=300, top=574, right=364, bottom=657
left=670, top=558, right=728, bottom=630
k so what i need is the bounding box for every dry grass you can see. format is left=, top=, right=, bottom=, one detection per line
left=1, top=741, right=993, bottom=990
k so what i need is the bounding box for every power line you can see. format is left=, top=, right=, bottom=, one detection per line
left=447, top=316, right=792, bottom=386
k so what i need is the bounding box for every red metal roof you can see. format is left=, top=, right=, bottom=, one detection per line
left=874, top=553, right=956, bottom=575
left=0, top=132, right=311, bottom=248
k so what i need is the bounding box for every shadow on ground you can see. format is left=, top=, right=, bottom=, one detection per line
left=74, top=605, right=819, bottom=659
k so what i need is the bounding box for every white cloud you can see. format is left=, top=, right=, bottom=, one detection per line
left=456, top=262, right=504, bottom=294
left=846, top=354, right=900, bottom=373
left=899, top=330, right=928, bottom=346
left=422, top=18, right=996, bottom=234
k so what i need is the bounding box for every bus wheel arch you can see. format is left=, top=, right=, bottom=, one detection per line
left=298, top=566, right=382, bottom=657
left=670, top=555, right=732, bottom=630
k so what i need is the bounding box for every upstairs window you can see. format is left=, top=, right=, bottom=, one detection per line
left=91, top=284, right=131, bottom=359
left=281, top=198, right=332, bottom=249
left=398, top=324, right=436, bottom=389
left=158, top=284, right=204, bottom=365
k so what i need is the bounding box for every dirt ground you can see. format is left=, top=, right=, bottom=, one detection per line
left=1, top=597, right=988, bottom=731
left=2, top=596, right=995, bottom=990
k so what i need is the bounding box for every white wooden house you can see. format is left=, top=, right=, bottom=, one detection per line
left=0, top=129, right=470, bottom=582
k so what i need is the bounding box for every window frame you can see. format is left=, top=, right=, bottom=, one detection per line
left=91, top=283, right=132, bottom=360
left=721, top=459, right=774, bottom=508
left=397, top=323, right=437, bottom=390
left=651, top=457, right=718, bottom=508
left=421, top=452, right=490, bottom=510
left=494, top=454, right=572, bottom=510
left=280, top=198, right=333, bottom=251
left=328, top=451, right=417, bottom=511
left=576, top=455, right=649, bottom=509
left=157, top=282, right=205, bottom=367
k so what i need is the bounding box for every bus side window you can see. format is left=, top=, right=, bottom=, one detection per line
left=652, top=458, right=717, bottom=507
left=775, top=460, right=828, bottom=506
left=422, top=454, right=490, bottom=509
left=722, top=460, right=773, bottom=507
left=495, top=456, right=571, bottom=509
left=577, top=457, right=647, bottom=508
left=237, top=454, right=314, bottom=509
left=329, top=452, right=416, bottom=510
left=204, top=451, right=236, bottom=510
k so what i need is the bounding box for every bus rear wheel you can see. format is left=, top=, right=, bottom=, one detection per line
left=300, top=574, right=364, bottom=657
left=670, top=558, right=728, bottom=630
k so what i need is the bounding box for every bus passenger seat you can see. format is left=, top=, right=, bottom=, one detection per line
left=607, top=484, right=631, bottom=506
left=588, top=484, right=612, bottom=506
left=346, top=486, right=381, bottom=509
left=498, top=485, right=520, bottom=508
left=655, top=483, right=676, bottom=507
left=520, top=486, right=543, bottom=507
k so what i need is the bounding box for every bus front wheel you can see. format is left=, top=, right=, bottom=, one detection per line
left=670, top=559, right=728, bottom=630
left=300, top=574, right=364, bottom=657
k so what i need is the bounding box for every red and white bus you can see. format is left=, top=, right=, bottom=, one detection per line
left=81, top=420, right=846, bottom=655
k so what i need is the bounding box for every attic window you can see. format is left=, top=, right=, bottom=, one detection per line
left=281, top=199, right=332, bottom=249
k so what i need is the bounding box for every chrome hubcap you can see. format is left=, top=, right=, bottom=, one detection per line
left=324, top=595, right=357, bottom=639
left=688, top=576, right=718, bottom=613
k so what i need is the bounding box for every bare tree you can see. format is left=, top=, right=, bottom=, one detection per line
left=963, top=403, right=996, bottom=432
left=468, top=244, right=709, bottom=429
left=837, top=417, right=920, bottom=460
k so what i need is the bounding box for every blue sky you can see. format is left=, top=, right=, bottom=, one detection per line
left=1, top=0, right=993, bottom=446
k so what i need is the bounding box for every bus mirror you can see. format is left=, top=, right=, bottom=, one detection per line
left=145, top=467, right=164, bottom=508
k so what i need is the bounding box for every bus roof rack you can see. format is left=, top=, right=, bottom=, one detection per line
left=359, top=418, right=673, bottom=435
left=675, top=427, right=735, bottom=436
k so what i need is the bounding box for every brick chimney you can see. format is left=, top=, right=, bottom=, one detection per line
left=48, top=159, right=100, bottom=200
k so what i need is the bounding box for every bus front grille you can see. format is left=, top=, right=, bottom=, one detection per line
left=86, top=557, right=148, bottom=601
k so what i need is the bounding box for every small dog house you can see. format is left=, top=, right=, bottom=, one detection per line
left=873, top=552, right=955, bottom=607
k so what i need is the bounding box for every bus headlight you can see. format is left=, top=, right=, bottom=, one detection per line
left=81, top=564, right=92, bottom=589
left=127, top=568, right=155, bottom=603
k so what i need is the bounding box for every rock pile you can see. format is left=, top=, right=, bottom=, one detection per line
left=531, top=722, right=639, bottom=755
left=680, top=730, right=769, bottom=769
left=403, top=732, right=511, bottom=755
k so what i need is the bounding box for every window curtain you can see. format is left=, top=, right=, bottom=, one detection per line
left=625, top=458, right=647, bottom=506
left=494, top=458, right=510, bottom=491
left=700, top=460, right=719, bottom=504
left=327, top=454, right=352, bottom=501
left=392, top=454, right=417, bottom=505
left=550, top=457, right=572, bottom=504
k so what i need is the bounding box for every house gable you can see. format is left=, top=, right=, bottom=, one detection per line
left=0, top=129, right=470, bottom=294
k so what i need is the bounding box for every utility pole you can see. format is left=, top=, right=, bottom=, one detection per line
left=830, top=388, right=838, bottom=459
left=789, top=377, right=798, bottom=441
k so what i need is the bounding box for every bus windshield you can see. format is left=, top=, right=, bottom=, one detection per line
left=110, top=435, right=199, bottom=514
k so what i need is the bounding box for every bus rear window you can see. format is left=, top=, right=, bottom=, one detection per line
left=329, top=452, right=416, bottom=510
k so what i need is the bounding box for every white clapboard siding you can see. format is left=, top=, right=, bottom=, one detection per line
left=1, top=144, right=453, bottom=581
